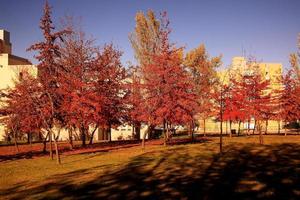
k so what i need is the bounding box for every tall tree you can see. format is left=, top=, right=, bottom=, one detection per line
left=0, top=70, right=51, bottom=154
left=229, top=63, right=271, bottom=143
left=27, top=1, right=69, bottom=163
left=141, top=12, right=197, bottom=145
left=129, top=10, right=162, bottom=67
left=184, top=44, right=221, bottom=136
left=279, top=70, right=300, bottom=135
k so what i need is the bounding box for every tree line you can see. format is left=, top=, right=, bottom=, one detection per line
left=0, top=2, right=299, bottom=163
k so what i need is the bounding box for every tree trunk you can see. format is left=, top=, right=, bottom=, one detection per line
left=259, top=121, right=264, bottom=144
left=49, top=130, right=53, bottom=160
left=43, top=132, right=49, bottom=153
left=108, top=124, right=112, bottom=142
left=238, top=121, right=241, bottom=136
left=203, top=119, right=206, bottom=136
left=13, top=130, right=19, bottom=153
left=142, top=125, right=150, bottom=149
left=53, top=135, right=61, bottom=165
left=265, top=120, right=268, bottom=135
left=191, top=121, right=195, bottom=142
left=284, top=121, right=287, bottom=136
left=163, top=129, right=167, bottom=146
left=220, top=119, right=223, bottom=154
left=247, top=119, right=250, bottom=135
left=135, top=122, right=141, bottom=140
left=81, top=125, right=86, bottom=147
left=229, top=120, right=232, bottom=138
left=226, top=121, right=228, bottom=135
left=27, top=133, right=30, bottom=144
left=89, top=125, right=99, bottom=145
left=278, top=120, right=281, bottom=134
left=252, top=120, right=256, bottom=135
left=68, top=128, right=73, bottom=150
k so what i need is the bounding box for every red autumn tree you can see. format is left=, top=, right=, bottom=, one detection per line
left=57, top=24, right=103, bottom=147
left=27, top=1, right=70, bottom=163
left=278, top=70, right=300, bottom=135
left=229, top=64, right=271, bottom=144
left=92, top=44, right=127, bottom=142
left=141, top=12, right=197, bottom=145
left=0, top=70, right=51, bottom=153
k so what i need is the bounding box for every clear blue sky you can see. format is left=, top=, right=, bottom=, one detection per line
left=1, top=0, right=299, bottom=69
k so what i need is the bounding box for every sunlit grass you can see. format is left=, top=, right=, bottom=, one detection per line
left=1, top=135, right=300, bottom=199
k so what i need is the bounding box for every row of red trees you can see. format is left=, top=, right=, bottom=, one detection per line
left=0, top=2, right=299, bottom=162
left=221, top=61, right=300, bottom=144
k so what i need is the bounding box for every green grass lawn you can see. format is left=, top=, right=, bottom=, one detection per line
left=1, top=136, right=300, bottom=199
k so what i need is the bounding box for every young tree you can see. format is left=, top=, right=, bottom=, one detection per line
left=230, top=63, right=271, bottom=144
left=93, top=44, right=127, bottom=142
left=27, top=1, right=70, bottom=163
left=57, top=22, right=102, bottom=147
left=279, top=70, right=300, bottom=135
left=184, top=44, right=221, bottom=136
left=0, top=70, right=51, bottom=154
left=141, top=12, right=197, bottom=145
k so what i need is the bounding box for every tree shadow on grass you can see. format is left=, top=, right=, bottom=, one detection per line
left=2, top=143, right=300, bottom=200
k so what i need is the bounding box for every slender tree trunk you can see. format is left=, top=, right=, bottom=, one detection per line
left=247, top=119, right=250, bottom=135
left=252, top=120, right=256, bottom=135
left=203, top=119, right=206, bottom=136
left=192, top=121, right=195, bottom=141
left=229, top=120, right=232, bottom=138
left=166, top=127, right=170, bottom=144
left=265, top=120, right=268, bottom=135
left=259, top=121, right=264, bottom=144
left=284, top=121, right=287, bottom=136
left=89, top=125, right=99, bottom=145
left=53, top=134, right=61, bottom=165
left=132, top=124, right=135, bottom=139
left=226, top=120, right=228, bottom=135
left=43, top=132, right=49, bottom=153
left=278, top=120, right=281, bottom=134
left=49, top=130, right=53, bottom=160
left=68, top=128, right=73, bottom=150
left=238, top=120, right=241, bottom=136
left=163, top=121, right=167, bottom=146
left=220, top=119, right=223, bottom=154
left=81, top=125, right=86, bottom=147
left=163, top=129, right=167, bottom=146
left=27, top=133, right=30, bottom=144
left=108, top=124, right=112, bottom=142
left=136, top=122, right=141, bottom=140
left=142, top=124, right=150, bottom=149
left=13, top=131, right=19, bottom=153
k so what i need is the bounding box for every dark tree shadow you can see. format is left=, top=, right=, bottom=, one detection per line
left=1, top=143, right=300, bottom=200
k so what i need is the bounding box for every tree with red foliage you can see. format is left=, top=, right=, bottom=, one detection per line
left=0, top=70, right=51, bottom=154
left=27, top=1, right=70, bottom=163
left=56, top=24, right=103, bottom=147
left=141, top=13, right=197, bottom=146
left=229, top=64, right=271, bottom=144
left=279, top=70, right=300, bottom=135
left=92, top=44, right=127, bottom=142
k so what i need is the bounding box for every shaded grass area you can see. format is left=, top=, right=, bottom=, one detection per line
left=1, top=136, right=300, bottom=199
